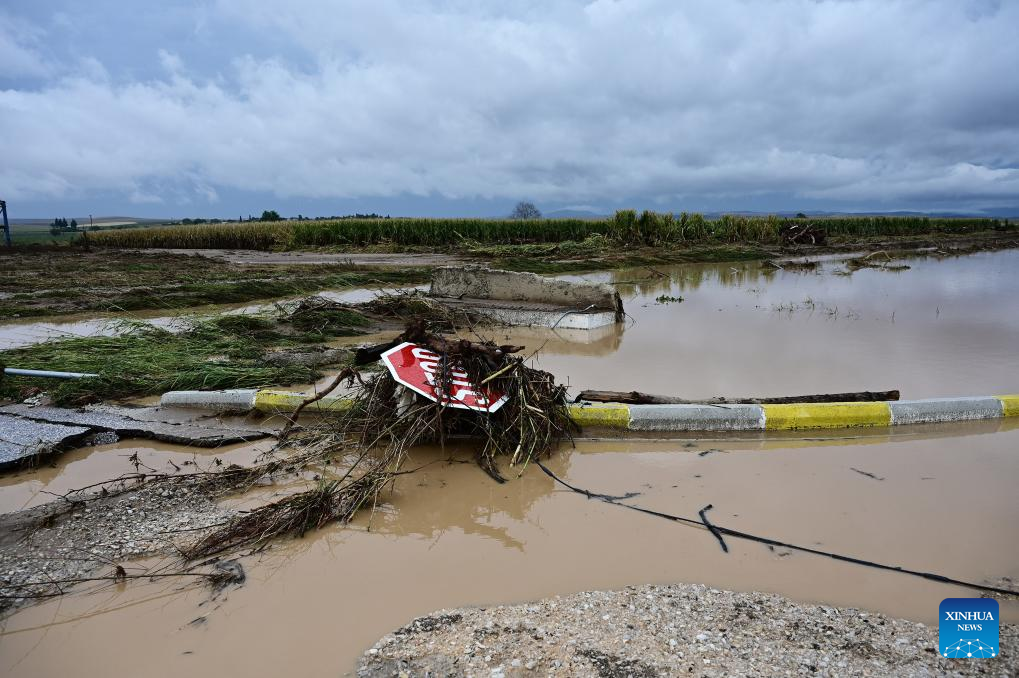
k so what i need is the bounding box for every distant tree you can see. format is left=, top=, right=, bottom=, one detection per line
left=261, top=210, right=282, bottom=221
left=70, top=218, right=78, bottom=231
left=796, top=212, right=807, bottom=219
left=510, top=201, right=541, bottom=219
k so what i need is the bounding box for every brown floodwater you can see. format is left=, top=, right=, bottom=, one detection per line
left=0, top=438, right=275, bottom=514
left=2, top=425, right=1019, bottom=677
left=498, top=249, right=1019, bottom=400
left=2, top=250, right=1019, bottom=676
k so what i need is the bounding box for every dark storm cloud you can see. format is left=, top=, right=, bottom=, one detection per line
left=1, top=0, right=1017, bottom=214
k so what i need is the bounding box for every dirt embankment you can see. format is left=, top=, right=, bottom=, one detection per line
left=358, top=584, right=1017, bottom=677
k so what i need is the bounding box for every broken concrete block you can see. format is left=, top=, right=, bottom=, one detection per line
left=0, top=404, right=273, bottom=470
left=428, top=266, right=624, bottom=328
left=0, top=413, right=91, bottom=468
left=430, top=266, right=622, bottom=314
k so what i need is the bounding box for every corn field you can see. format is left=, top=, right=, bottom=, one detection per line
left=88, top=213, right=1009, bottom=251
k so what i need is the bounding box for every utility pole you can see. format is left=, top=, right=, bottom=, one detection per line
left=1, top=200, right=10, bottom=247
left=89, top=214, right=93, bottom=230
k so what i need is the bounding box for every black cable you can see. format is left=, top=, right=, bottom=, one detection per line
left=536, top=461, right=1019, bottom=598
left=698, top=504, right=728, bottom=553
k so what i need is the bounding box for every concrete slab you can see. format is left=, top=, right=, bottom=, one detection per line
left=628, top=404, right=766, bottom=431
left=430, top=265, right=622, bottom=314
left=432, top=297, right=619, bottom=329
left=0, top=414, right=91, bottom=467
left=0, top=404, right=272, bottom=451
left=890, top=397, right=1004, bottom=425
left=156, top=389, right=258, bottom=411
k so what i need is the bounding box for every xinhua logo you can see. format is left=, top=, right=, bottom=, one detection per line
left=939, top=598, right=999, bottom=658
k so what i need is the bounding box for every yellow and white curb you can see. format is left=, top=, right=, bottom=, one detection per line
left=160, top=389, right=1019, bottom=432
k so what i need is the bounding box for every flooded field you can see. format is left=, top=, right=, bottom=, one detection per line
left=0, top=286, right=408, bottom=350
left=528, top=249, right=1019, bottom=399
left=2, top=249, right=1018, bottom=676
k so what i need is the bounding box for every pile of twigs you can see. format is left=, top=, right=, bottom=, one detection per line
left=185, top=467, right=391, bottom=560
left=341, top=324, right=573, bottom=481
left=180, top=322, right=573, bottom=559
left=359, top=289, right=484, bottom=333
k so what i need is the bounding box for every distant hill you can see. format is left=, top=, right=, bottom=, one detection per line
left=541, top=207, right=1018, bottom=219
left=11, top=216, right=169, bottom=226
left=542, top=208, right=608, bottom=219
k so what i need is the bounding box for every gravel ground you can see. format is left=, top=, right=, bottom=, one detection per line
left=358, top=583, right=1017, bottom=677
left=0, top=479, right=232, bottom=613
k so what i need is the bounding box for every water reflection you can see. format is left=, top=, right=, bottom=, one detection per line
left=509, top=250, right=1019, bottom=399
left=360, top=444, right=568, bottom=549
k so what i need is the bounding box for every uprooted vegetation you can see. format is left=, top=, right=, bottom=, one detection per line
left=0, top=292, right=493, bottom=406
left=0, top=299, right=377, bottom=405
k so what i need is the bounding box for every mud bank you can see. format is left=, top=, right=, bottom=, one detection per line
left=359, top=583, right=1018, bottom=677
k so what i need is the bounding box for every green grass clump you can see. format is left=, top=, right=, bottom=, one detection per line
left=0, top=309, right=371, bottom=405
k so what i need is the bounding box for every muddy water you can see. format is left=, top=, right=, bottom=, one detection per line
left=490, top=250, right=1019, bottom=399
left=0, top=439, right=275, bottom=514
left=2, top=250, right=1019, bottom=677
left=2, top=424, right=1019, bottom=677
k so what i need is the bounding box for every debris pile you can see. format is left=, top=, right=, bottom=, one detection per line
left=779, top=221, right=826, bottom=246
left=181, top=320, right=573, bottom=559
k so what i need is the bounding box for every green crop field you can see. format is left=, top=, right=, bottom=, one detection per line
left=86, top=212, right=1012, bottom=251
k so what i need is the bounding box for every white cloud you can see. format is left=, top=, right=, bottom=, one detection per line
left=0, top=11, right=52, bottom=79
left=2, top=0, right=1018, bottom=210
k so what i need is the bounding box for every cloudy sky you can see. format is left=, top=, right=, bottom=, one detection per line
left=2, top=0, right=1018, bottom=218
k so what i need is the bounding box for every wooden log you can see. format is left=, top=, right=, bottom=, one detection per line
left=576, top=389, right=900, bottom=405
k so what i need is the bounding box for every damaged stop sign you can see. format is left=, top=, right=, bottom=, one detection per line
left=379, top=342, right=509, bottom=413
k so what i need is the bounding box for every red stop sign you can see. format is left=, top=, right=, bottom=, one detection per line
left=379, top=342, right=509, bottom=413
